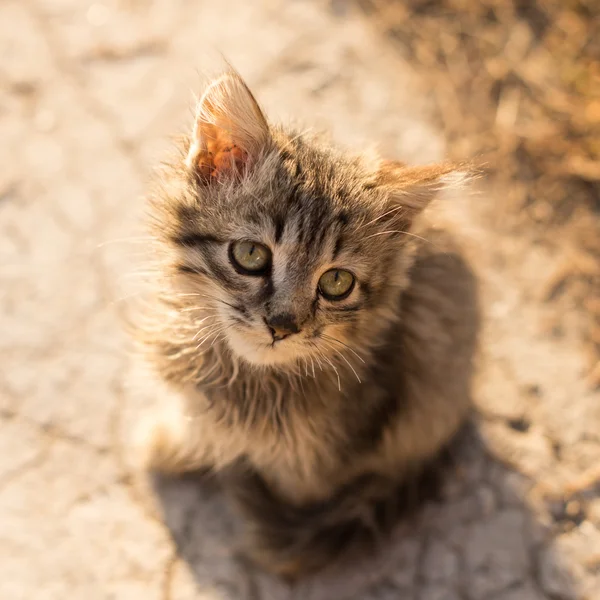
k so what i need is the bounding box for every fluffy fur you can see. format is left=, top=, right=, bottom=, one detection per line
left=133, top=71, right=479, bottom=578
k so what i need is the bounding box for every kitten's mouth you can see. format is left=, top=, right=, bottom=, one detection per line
left=268, top=332, right=300, bottom=348
left=224, top=324, right=315, bottom=367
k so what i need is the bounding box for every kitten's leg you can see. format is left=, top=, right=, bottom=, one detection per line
left=132, top=401, right=213, bottom=474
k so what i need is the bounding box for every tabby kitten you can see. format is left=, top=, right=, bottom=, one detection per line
left=134, top=71, right=478, bottom=578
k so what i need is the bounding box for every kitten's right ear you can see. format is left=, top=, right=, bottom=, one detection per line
left=186, top=72, right=270, bottom=183
left=376, top=160, right=469, bottom=221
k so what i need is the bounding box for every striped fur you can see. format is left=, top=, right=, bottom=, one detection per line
left=133, top=71, right=479, bottom=578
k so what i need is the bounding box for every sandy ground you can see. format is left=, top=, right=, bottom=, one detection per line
left=1, top=1, right=599, bottom=599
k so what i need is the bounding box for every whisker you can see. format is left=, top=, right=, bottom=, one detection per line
left=189, top=317, right=216, bottom=339
left=321, top=334, right=366, bottom=364
left=320, top=340, right=361, bottom=384
left=196, top=328, right=227, bottom=351
left=170, top=292, right=240, bottom=311
left=307, top=342, right=325, bottom=372
left=312, top=351, right=324, bottom=372
left=336, top=355, right=361, bottom=384
left=364, top=230, right=433, bottom=245
left=194, top=323, right=226, bottom=347
left=321, top=354, right=341, bottom=391
left=209, top=333, right=227, bottom=349
left=357, top=205, right=406, bottom=231
left=179, top=306, right=212, bottom=314
left=297, top=370, right=307, bottom=396
left=336, top=350, right=361, bottom=384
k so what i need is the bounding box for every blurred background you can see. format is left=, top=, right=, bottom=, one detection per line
left=1, top=1, right=599, bottom=599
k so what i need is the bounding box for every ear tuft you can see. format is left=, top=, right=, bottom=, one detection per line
left=376, top=161, right=471, bottom=218
left=186, top=71, right=270, bottom=183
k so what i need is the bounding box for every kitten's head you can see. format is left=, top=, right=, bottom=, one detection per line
left=150, top=72, right=462, bottom=369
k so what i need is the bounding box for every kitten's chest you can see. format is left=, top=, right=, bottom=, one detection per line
left=202, top=374, right=387, bottom=501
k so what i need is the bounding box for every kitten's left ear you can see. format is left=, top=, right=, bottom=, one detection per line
left=186, top=71, right=270, bottom=182
left=376, top=161, right=468, bottom=220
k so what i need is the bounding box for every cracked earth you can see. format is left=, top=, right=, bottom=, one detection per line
left=1, top=1, right=599, bottom=599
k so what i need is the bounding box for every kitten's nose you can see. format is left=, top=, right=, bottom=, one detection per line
left=265, top=313, right=300, bottom=341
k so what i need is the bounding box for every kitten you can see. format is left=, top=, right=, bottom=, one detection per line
left=133, top=71, right=479, bottom=578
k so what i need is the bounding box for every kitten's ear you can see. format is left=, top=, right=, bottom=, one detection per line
left=376, top=161, right=467, bottom=220
left=186, top=72, right=270, bottom=182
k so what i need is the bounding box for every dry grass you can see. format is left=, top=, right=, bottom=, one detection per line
left=353, top=0, right=600, bottom=383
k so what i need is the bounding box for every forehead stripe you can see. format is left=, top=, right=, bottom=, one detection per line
left=273, top=213, right=285, bottom=243
left=332, top=235, right=344, bottom=260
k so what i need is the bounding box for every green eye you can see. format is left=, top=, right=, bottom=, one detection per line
left=318, top=269, right=355, bottom=300
left=230, top=241, right=271, bottom=274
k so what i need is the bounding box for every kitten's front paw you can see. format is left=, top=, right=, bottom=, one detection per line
left=131, top=407, right=193, bottom=474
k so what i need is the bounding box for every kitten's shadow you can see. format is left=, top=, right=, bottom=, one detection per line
left=151, top=247, right=578, bottom=600
left=153, top=428, right=578, bottom=600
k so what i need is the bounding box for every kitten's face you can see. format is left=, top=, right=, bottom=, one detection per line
left=171, top=159, right=407, bottom=367
left=153, top=72, right=459, bottom=369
